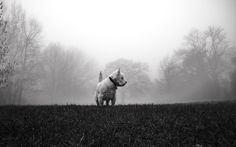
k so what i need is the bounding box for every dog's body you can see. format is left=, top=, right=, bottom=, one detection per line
left=95, top=69, right=127, bottom=106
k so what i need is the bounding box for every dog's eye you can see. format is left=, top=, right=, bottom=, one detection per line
left=121, top=77, right=124, bottom=80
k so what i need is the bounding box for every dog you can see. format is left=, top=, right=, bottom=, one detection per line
left=95, top=68, right=127, bottom=106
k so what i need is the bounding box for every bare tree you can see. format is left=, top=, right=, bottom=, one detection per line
left=158, top=27, right=232, bottom=101
left=5, top=3, right=42, bottom=104
left=40, top=43, right=97, bottom=104
left=159, top=56, right=181, bottom=94
left=0, top=2, right=15, bottom=104
left=230, top=57, right=236, bottom=98
left=0, top=2, right=11, bottom=87
left=204, top=26, right=230, bottom=97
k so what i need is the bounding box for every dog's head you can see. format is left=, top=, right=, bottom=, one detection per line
left=109, top=68, right=127, bottom=87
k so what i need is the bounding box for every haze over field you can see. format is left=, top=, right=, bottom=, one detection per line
left=7, top=0, right=236, bottom=78
left=1, top=0, right=236, bottom=104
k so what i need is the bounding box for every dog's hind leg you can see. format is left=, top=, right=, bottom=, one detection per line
left=97, top=94, right=104, bottom=106
left=95, top=92, right=99, bottom=106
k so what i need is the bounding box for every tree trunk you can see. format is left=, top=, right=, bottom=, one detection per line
left=16, top=79, right=23, bottom=104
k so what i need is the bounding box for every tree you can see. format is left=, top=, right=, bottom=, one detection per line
left=204, top=26, right=230, bottom=97
left=230, top=57, right=236, bottom=98
left=3, top=3, right=42, bottom=104
left=0, top=2, right=10, bottom=87
left=0, top=2, right=14, bottom=104
left=176, top=30, right=211, bottom=99
left=158, top=27, right=232, bottom=101
left=40, top=43, right=97, bottom=104
left=159, top=56, right=181, bottom=94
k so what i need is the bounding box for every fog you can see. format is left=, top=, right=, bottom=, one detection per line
left=8, top=0, right=236, bottom=78
left=1, top=0, right=236, bottom=104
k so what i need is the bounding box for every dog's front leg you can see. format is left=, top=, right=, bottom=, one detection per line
left=96, top=96, right=99, bottom=106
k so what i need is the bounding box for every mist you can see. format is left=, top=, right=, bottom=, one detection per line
left=1, top=0, right=236, bottom=105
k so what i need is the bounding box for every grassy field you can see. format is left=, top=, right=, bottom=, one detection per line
left=0, top=102, right=236, bottom=146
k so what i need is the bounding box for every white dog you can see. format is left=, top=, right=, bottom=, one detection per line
left=95, top=68, right=127, bottom=106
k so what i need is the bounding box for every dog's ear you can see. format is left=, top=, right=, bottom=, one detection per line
left=117, top=68, right=120, bottom=75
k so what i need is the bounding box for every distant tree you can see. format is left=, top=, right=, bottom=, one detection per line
left=0, top=2, right=14, bottom=104
left=0, top=2, right=10, bottom=87
left=41, top=44, right=76, bottom=103
left=104, top=58, right=152, bottom=104
left=230, top=57, right=236, bottom=98
left=176, top=30, right=212, bottom=99
left=40, top=43, right=97, bottom=104
left=2, top=3, right=42, bottom=104
left=159, top=56, right=181, bottom=94
left=203, top=26, right=231, bottom=97
left=158, top=26, right=232, bottom=101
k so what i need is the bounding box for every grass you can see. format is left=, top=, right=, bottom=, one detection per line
left=0, top=102, right=236, bottom=146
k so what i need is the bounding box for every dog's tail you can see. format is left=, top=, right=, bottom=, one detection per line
left=99, top=71, right=103, bottom=82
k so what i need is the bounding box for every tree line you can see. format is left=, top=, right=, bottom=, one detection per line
left=0, top=3, right=97, bottom=104
left=0, top=3, right=235, bottom=104
left=157, top=27, right=236, bottom=102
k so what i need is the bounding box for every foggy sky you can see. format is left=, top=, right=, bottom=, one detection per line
left=8, top=0, right=236, bottom=79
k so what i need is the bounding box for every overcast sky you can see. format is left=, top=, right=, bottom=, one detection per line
left=7, top=0, right=236, bottom=78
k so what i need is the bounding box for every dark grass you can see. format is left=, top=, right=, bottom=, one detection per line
left=0, top=102, right=236, bottom=146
